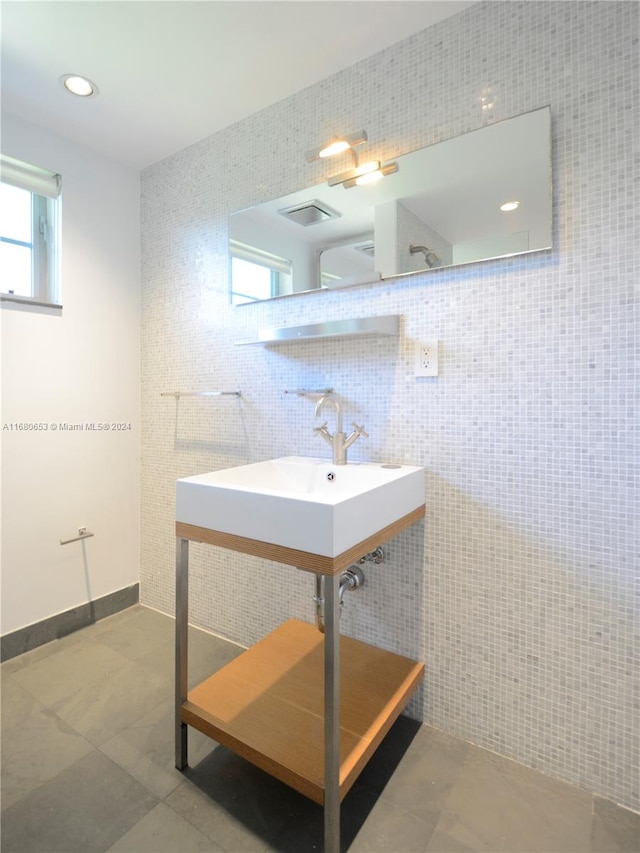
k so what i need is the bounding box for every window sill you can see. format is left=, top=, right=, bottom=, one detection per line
left=1, top=294, right=62, bottom=310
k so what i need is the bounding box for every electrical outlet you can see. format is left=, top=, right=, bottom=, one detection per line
left=415, top=340, right=439, bottom=377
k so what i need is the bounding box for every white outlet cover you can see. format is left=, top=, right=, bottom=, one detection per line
left=415, top=340, right=439, bottom=377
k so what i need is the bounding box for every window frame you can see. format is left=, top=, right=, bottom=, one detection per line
left=0, top=154, right=62, bottom=309
left=229, top=239, right=292, bottom=305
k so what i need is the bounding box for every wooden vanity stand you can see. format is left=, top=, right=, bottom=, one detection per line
left=175, top=505, right=425, bottom=853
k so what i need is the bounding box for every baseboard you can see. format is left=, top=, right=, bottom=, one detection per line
left=0, top=583, right=139, bottom=662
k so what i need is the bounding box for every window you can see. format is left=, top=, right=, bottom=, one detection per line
left=0, top=154, right=61, bottom=306
left=229, top=240, right=292, bottom=305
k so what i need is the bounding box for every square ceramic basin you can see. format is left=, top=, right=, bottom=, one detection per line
left=176, top=456, right=424, bottom=558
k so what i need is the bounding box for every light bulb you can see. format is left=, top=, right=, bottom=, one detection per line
left=319, top=140, right=351, bottom=158
left=355, top=169, right=383, bottom=186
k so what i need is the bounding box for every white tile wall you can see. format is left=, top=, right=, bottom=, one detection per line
left=141, top=1, right=639, bottom=811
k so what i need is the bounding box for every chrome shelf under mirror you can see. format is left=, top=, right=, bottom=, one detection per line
left=235, top=314, right=400, bottom=345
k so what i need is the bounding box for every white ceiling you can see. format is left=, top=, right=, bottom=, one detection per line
left=1, top=1, right=475, bottom=170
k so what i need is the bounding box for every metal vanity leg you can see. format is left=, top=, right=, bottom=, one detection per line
left=324, top=571, right=341, bottom=853
left=175, top=537, right=189, bottom=770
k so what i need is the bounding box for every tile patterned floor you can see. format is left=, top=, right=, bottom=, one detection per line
left=1, top=606, right=638, bottom=852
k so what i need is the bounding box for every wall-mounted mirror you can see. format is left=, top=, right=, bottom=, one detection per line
left=229, top=107, right=551, bottom=305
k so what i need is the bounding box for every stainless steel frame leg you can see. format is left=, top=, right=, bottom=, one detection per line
left=175, top=537, right=189, bottom=770
left=324, top=572, right=341, bottom=853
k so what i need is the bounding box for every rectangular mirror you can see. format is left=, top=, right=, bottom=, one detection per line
left=229, top=107, right=551, bottom=304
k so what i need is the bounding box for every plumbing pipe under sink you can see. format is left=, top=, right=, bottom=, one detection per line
left=314, top=566, right=365, bottom=633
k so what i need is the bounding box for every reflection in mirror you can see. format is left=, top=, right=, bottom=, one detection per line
left=229, top=107, right=551, bottom=304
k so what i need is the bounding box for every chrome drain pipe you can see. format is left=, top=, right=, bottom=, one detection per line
left=314, top=566, right=365, bottom=633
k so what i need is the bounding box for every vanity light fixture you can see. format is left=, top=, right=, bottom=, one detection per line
left=327, top=160, right=379, bottom=187
left=307, top=128, right=398, bottom=189
left=500, top=200, right=520, bottom=211
left=329, top=160, right=399, bottom=189
left=60, top=74, right=98, bottom=97
left=305, top=130, right=367, bottom=162
left=349, top=162, right=399, bottom=187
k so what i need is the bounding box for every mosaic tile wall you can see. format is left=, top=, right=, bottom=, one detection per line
left=141, top=1, right=639, bottom=810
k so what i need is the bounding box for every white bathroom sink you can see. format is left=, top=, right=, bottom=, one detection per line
left=176, top=456, right=425, bottom=558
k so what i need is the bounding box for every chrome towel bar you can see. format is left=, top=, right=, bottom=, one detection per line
left=283, top=388, right=333, bottom=398
left=60, top=528, right=94, bottom=546
left=161, top=391, right=241, bottom=398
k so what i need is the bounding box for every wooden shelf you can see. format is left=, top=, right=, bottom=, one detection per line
left=182, top=619, right=424, bottom=804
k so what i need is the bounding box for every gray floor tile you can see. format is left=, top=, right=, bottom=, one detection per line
left=129, top=614, right=244, bottom=686
left=52, top=657, right=171, bottom=746
left=166, top=781, right=272, bottom=852
left=350, top=796, right=433, bottom=852
left=1, top=625, right=95, bottom=676
left=86, top=604, right=153, bottom=636
left=2, top=605, right=635, bottom=853
left=1, top=674, right=45, bottom=730
left=130, top=637, right=175, bottom=681
left=10, top=639, right=131, bottom=708
left=188, top=623, right=246, bottom=679
left=92, top=606, right=174, bottom=662
left=0, top=751, right=158, bottom=852
left=105, top=802, right=222, bottom=852
left=168, top=723, right=415, bottom=853
left=267, top=732, right=411, bottom=853
left=134, top=633, right=243, bottom=689
left=166, top=747, right=301, bottom=852
left=427, top=745, right=593, bottom=853
left=100, top=702, right=216, bottom=799
left=264, top=792, right=374, bottom=853
left=425, top=811, right=494, bottom=852
left=1, top=703, right=94, bottom=811
left=591, top=796, right=640, bottom=852
left=373, top=724, right=469, bottom=828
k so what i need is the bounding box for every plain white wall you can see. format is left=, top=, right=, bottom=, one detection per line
left=0, top=113, right=140, bottom=635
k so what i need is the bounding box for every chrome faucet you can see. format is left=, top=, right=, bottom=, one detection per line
left=313, top=394, right=368, bottom=465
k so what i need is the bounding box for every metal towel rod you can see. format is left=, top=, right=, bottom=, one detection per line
left=60, top=528, right=95, bottom=546
left=161, top=391, right=241, bottom=398
left=283, top=388, right=333, bottom=398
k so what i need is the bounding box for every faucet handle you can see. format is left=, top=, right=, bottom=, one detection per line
left=313, top=421, right=329, bottom=436
left=351, top=422, right=368, bottom=438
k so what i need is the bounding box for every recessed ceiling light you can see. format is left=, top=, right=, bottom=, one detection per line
left=500, top=200, right=520, bottom=212
left=60, top=74, right=98, bottom=98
